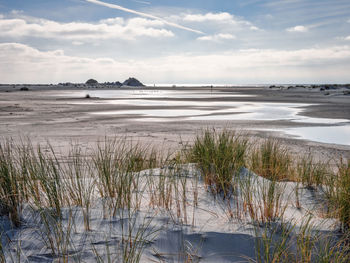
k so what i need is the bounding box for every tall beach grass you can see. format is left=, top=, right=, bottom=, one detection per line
left=0, top=130, right=349, bottom=262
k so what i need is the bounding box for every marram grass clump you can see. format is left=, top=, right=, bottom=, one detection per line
left=187, top=129, right=248, bottom=195
left=250, top=139, right=292, bottom=181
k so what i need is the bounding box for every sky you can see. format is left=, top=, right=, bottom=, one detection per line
left=0, top=0, right=350, bottom=84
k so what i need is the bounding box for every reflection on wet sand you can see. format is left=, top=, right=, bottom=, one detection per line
left=63, top=89, right=350, bottom=146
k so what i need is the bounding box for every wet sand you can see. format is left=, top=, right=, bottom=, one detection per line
left=0, top=85, right=349, bottom=160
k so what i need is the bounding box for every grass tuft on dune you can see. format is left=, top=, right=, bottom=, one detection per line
left=0, top=130, right=349, bottom=262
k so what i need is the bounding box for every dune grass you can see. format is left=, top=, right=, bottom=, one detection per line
left=0, top=137, right=163, bottom=262
left=0, top=141, right=22, bottom=227
left=337, top=159, right=350, bottom=231
left=253, top=218, right=350, bottom=263
left=239, top=171, right=287, bottom=224
left=249, top=139, right=292, bottom=181
left=187, top=129, right=248, bottom=195
left=253, top=222, right=294, bottom=263
left=0, top=130, right=349, bottom=262
left=297, top=154, right=330, bottom=189
left=325, top=159, right=350, bottom=232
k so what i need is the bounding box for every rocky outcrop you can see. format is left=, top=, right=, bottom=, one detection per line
left=123, top=78, right=144, bottom=87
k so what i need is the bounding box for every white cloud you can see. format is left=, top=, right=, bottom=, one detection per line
left=184, top=12, right=233, bottom=22
left=0, top=15, right=175, bottom=41
left=1, top=43, right=350, bottom=84
left=286, top=25, right=308, bottom=32
left=197, top=33, right=236, bottom=42
left=182, top=12, right=259, bottom=31
left=99, top=17, right=124, bottom=25
left=345, top=36, right=350, bottom=41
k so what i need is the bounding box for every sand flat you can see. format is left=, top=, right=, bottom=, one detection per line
left=0, top=85, right=349, bottom=159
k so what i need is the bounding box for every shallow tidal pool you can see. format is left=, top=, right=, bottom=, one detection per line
left=62, top=89, right=350, bottom=146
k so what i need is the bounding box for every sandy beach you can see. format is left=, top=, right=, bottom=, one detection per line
left=1, top=84, right=350, bottom=262
left=0, top=85, right=349, bottom=159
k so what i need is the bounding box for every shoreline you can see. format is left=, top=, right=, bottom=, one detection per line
left=0, top=85, right=349, bottom=160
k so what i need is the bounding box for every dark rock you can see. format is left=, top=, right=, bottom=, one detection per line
left=86, top=79, right=98, bottom=85
left=123, top=77, right=144, bottom=87
left=20, top=87, right=29, bottom=91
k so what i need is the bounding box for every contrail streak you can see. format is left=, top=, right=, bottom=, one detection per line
left=86, top=0, right=204, bottom=34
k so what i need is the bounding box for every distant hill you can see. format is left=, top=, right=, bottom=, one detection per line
left=123, top=77, right=144, bottom=87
